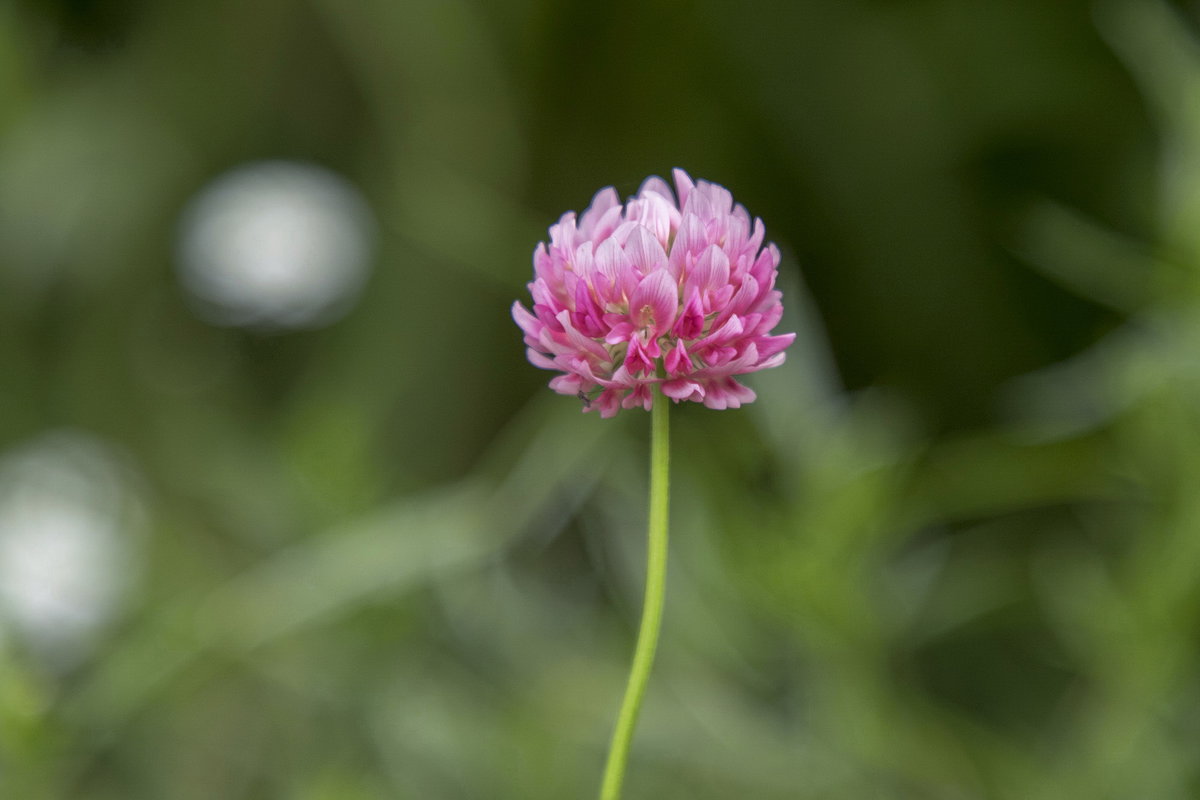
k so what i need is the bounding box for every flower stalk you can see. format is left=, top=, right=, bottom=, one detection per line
left=599, top=387, right=670, bottom=800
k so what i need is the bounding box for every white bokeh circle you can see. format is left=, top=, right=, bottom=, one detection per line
left=177, top=161, right=376, bottom=329
left=0, top=431, right=143, bottom=664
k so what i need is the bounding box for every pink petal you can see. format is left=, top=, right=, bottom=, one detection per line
left=725, top=378, right=756, bottom=406
left=526, top=348, right=557, bottom=370
left=604, top=321, right=636, bottom=345
left=591, top=389, right=622, bottom=418
left=621, top=383, right=654, bottom=410
left=702, top=315, right=744, bottom=347
left=662, top=378, right=705, bottom=402
left=710, top=285, right=735, bottom=310
left=572, top=241, right=596, bottom=280
left=589, top=205, right=624, bottom=244
left=702, top=181, right=734, bottom=216
left=511, top=301, right=539, bottom=335
left=638, top=175, right=674, bottom=202
left=704, top=346, right=738, bottom=368
left=623, top=336, right=657, bottom=376
left=701, top=377, right=754, bottom=410
left=664, top=339, right=692, bottom=376
left=705, top=342, right=760, bottom=376
left=750, top=244, right=781, bottom=286
left=672, top=289, right=705, bottom=340
left=579, top=187, right=619, bottom=237
left=628, top=194, right=676, bottom=250
left=723, top=212, right=750, bottom=261
left=746, top=218, right=766, bottom=258
left=530, top=277, right=558, bottom=312
left=672, top=168, right=695, bottom=210
left=532, top=303, right=561, bottom=331
left=723, top=278, right=759, bottom=319
left=688, top=244, right=730, bottom=297
left=575, top=359, right=627, bottom=389
left=629, top=270, right=679, bottom=335
left=623, top=225, right=669, bottom=275
left=668, top=213, right=706, bottom=278
left=755, top=352, right=787, bottom=370
left=756, top=333, right=796, bottom=360
left=533, top=243, right=552, bottom=277
left=572, top=281, right=605, bottom=337
left=555, top=310, right=609, bottom=361
left=757, top=299, right=784, bottom=331
left=549, top=212, right=578, bottom=251
left=549, top=374, right=585, bottom=395
left=606, top=364, right=638, bottom=388
left=595, top=238, right=637, bottom=300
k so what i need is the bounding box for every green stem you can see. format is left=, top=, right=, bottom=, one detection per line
left=599, top=387, right=670, bottom=800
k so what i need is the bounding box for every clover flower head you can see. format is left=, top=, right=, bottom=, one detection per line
left=513, top=169, right=795, bottom=417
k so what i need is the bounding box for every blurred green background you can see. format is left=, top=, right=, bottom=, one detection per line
left=3, top=0, right=1200, bottom=797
